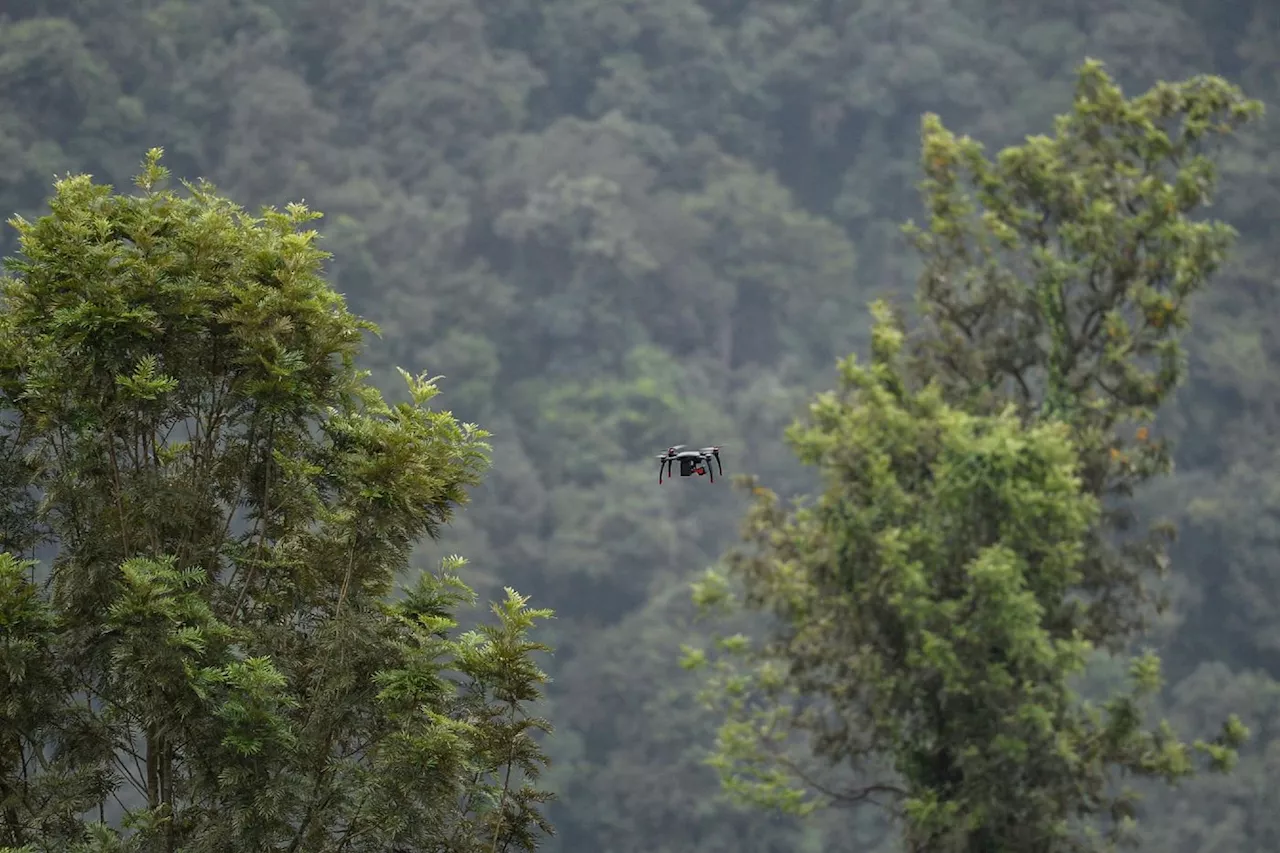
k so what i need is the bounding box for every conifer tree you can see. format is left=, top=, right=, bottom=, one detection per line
left=0, top=151, right=554, bottom=853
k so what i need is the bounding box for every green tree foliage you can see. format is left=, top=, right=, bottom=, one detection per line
left=907, top=61, right=1262, bottom=649
left=2, top=1, right=1280, bottom=850
left=685, top=63, right=1260, bottom=850
left=0, top=152, right=554, bottom=853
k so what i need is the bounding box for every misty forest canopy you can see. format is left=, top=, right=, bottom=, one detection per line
left=2, top=0, right=1280, bottom=851
left=0, top=62, right=1262, bottom=853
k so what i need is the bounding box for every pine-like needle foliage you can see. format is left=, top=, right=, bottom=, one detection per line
left=0, top=150, right=555, bottom=853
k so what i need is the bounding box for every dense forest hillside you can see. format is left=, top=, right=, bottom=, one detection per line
left=2, top=0, right=1278, bottom=849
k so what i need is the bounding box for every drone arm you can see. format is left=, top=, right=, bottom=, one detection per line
left=713, top=450, right=722, bottom=476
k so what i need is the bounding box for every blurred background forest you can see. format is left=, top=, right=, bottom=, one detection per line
left=2, top=0, right=1278, bottom=850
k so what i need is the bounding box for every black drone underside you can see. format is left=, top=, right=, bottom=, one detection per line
left=655, top=444, right=723, bottom=484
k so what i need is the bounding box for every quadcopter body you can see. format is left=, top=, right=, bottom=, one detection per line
left=655, top=444, right=723, bottom=484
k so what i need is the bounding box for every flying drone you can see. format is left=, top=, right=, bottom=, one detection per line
left=655, top=444, right=723, bottom=484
